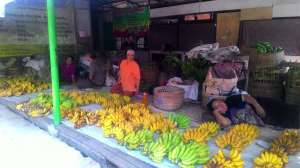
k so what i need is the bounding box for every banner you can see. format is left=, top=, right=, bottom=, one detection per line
left=0, top=2, right=76, bottom=57
left=113, top=7, right=150, bottom=33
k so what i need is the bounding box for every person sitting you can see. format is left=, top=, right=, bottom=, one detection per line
left=77, top=52, right=105, bottom=89
left=118, top=49, right=141, bottom=96
left=208, top=92, right=266, bottom=127
left=60, top=56, right=76, bottom=84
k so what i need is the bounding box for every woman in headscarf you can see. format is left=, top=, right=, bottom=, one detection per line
left=118, top=49, right=141, bottom=96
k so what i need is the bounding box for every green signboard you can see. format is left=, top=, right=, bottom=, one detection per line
left=113, top=7, right=150, bottom=31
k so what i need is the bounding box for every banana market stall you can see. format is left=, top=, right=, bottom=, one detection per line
left=0, top=77, right=300, bottom=168
left=0, top=1, right=299, bottom=168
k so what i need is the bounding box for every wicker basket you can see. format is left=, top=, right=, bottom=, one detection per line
left=285, top=67, right=300, bottom=105
left=153, top=86, right=184, bottom=111
left=249, top=67, right=284, bottom=99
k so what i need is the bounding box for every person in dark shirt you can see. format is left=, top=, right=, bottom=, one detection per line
left=122, top=35, right=136, bottom=50
left=208, top=94, right=266, bottom=127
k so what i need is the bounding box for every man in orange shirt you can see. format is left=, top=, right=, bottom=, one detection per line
left=119, top=50, right=141, bottom=96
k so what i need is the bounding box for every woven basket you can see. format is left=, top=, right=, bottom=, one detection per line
left=153, top=86, right=184, bottom=111
left=249, top=67, right=284, bottom=99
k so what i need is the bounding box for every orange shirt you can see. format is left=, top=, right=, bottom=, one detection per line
left=120, top=59, right=141, bottom=92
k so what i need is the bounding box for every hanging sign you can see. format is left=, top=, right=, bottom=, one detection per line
left=113, top=7, right=150, bottom=35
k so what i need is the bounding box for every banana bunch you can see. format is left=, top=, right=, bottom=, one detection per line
left=271, top=129, right=300, bottom=155
left=124, top=129, right=153, bottom=150
left=110, top=127, right=125, bottom=143
left=184, top=142, right=210, bottom=166
left=146, top=119, right=176, bottom=133
left=0, top=76, right=49, bottom=97
left=115, top=121, right=136, bottom=135
left=16, top=102, right=50, bottom=117
left=254, top=151, right=283, bottom=168
left=137, top=129, right=154, bottom=145
left=85, top=112, right=98, bottom=126
left=143, top=141, right=167, bottom=163
left=123, top=132, right=141, bottom=150
left=168, top=142, right=210, bottom=167
left=168, top=113, right=191, bottom=129
left=215, top=123, right=259, bottom=151
left=183, top=128, right=210, bottom=144
left=183, top=122, right=220, bottom=144
left=260, top=129, right=300, bottom=166
left=197, top=122, right=220, bottom=137
left=67, top=91, right=130, bottom=108
left=27, top=108, right=50, bottom=117
left=106, top=111, right=126, bottom=123
left=204, top=150, right=243, bottom=168
left=157, top=131, right=183, bottom=151
left=268, top=146, right=289, bottom=165
left=63, top=108, right=98, bottom=129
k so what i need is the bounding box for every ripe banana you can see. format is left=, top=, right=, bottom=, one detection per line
left=205, top=150, right=243, bottom=168
left=254, top=151, right=283, bottom=168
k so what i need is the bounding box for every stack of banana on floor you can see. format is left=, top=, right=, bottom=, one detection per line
left=254, top=129, right=300, bottom=168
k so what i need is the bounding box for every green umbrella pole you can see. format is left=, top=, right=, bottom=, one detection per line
left=47, top=0, right=61, bottom=125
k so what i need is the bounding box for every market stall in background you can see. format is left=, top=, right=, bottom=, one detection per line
left=0, top=0, right=300, bottom=168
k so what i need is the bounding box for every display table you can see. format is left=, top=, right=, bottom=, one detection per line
left=0, top=90, right=299, bottom=168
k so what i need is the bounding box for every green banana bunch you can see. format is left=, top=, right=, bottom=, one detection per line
left=168, top=142, right=186, bottom=163
left=111, top=127, right=125, bottom=143
left=136, top=129, right=154, bottom=146
left=186, top=142, right=210, bottom=165
left=144, top=141, right=167, bottom=163
left=124, top=129, right=154, bottom=150
left=124, top=132, right=141, bottom=150
left=168, top=142, right=210, bottom=167
left=168, top=113, right=191, bottom=129
left=157, top=131, right=183, bottom=151
left=255, top=42, right=283, bottom=54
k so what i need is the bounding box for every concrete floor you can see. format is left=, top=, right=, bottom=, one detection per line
left=0, top=104, right=101, bottom=168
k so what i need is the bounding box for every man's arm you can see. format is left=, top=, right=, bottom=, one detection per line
left=212, top=110, right=232, bottom=127
left=242, top=95, right=266, bottom=117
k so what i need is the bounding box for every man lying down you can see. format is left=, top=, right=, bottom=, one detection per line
left=203, top=64, right=266, bottom=127
left=207, top=88, right=266, bottom=127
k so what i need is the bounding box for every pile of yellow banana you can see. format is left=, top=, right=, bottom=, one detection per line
left=66, top=91, right=130, bottom=108
left=0, top=76, right=49, bottom=97
left=271, top=129, right=300, bottom=155
left=62, top=108, right=98, bottom=128
left=254, top=129, right=300, bottom=167
left=215, top=123, right=259, bottom=151
left=183, top=122, right=220, bottom=144
left=254, top=151, right=283, bottom=168
left=16, top=102, right=50, bottom=117
left=96, top=103, right=176, bottom=136
left=204, top=150, right=244, bottom=168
